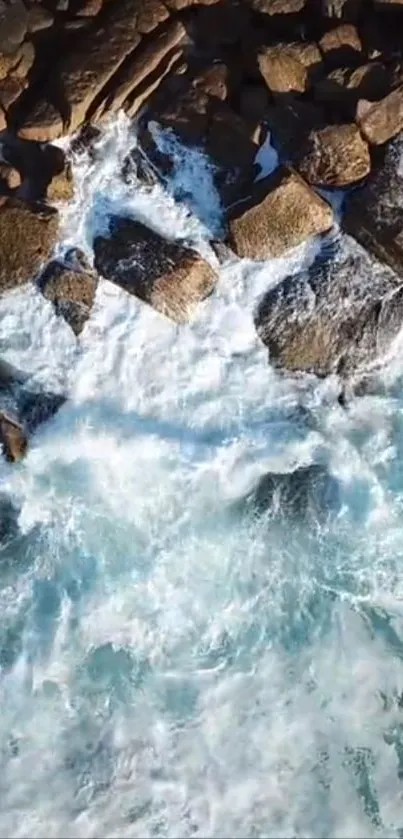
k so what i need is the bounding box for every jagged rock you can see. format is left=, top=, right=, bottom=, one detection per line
left=246, top=463, right=340, bottom=521
left=297, top=123, right=371, bottom=187
left=0, top=198, right=58, bottom=291
left=356, top=86, right=403, bottom=145
left=93, top=19, right=186, bottom=121
left=227, top=166, right=333, bottom=261
left=0, top=0, right=28, bottom=55
left=39, top=259, right=98, bottom=335
left=255, top=235, right=403, bottom=377
left=94, top=217, right=217, bottom=322
left=343, top=135, right=403, bottom=275
left=258, top=45, right=310, bottom=96
left=121, top=146, right=159, bottom=186
left=319, top=23, right=363, bottom=66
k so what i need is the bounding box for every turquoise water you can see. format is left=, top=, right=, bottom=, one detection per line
left=0, top=116, right=403, bottom=837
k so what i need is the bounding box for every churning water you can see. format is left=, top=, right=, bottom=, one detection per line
left=1, top=114, right=403, bottom=837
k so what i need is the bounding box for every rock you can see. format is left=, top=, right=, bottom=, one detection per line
left=343, top=135, right=403, bottom=275
left=137, top=0, right=170, bottom=33
left=121, top=146, right=159, bottom=187
left=12, top=41, right=35, bottom=80
left=94, top=217, right=217, bottom=322
left=255, top=235, right=403, bottom=377
left=239, top=84, right=270, bottom=123
left=0, top=47, right=22, bottom=81
left=0, top=412, right=27, bottom=462
left=0, top=106, right=5, bottom=132
left=356, top=86, right=403, bottom=145
left=27, top=3, right=54, bottom=32
left=0, top=163, right=21, bottom=191
left=246, top=463, right=340, bottom=521
left=251, top=0, right=306, bottom=13
left=227, top=166, right=333, bottom=261
left=192, top=63, right=229, bottom=101
left=0, top=77, right=25, bottom=113
left=164, top=0, right=220, bottom=8
left=314, top=62, right=390, bottom=117
left=319, top=23, right=363, bottom=66
left=0, top=0, right=28, bottom=55
left=258, top=45, right=310, bottom=96
left=0, top=198, right=58, bottom=292
left=77, top=0, right=103, bottom=16
left=0, top=136, right=66, bottom=199
left=46, top=161, right=74, bottom=203
left=322, top=0, right=364, bottom=19
left=297, top=123, right=371, bottom=187
left=93, top=19, right=186, bottom=121
left=17, top=99, right=63, bottom=142
left=39, top=260, right=98, bottom=335
left=266, top=99, right=326, bottom=160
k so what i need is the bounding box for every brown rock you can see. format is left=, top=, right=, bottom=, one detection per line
left=137, top=0, right=170, bottom=33
left=46, top=162, right=74, bottom=203
left=94, top=19, right=186, bottom=120
left=266, top=99, right=326, bottom=160
left=319, top=24, right=362, bottom=66
left=125, top=49, right=184, bottom=118
left=297, top=123, right=371, bottom=187
left=0, top=77, right=25, bottom=113
left=40, top=260, right=98, bottom=335
left=356, top=86, right=403, bottom=145
left=17, top=99, right=63, bottom=141
left=0, top=105, right=6, bottom=132
left=321, top=0, right=364, bottom=19
left=314, top=62, right=390, bottom=115
left=0, top=412, right=27, bottom=462
left=0, top=163, right=21, bottom=190
left=164, top=0, right=219, bottom=8
left=227, top=166, right=333, bottom=260
left=0, top=199, right=58, bottom=292
left=27, top=3, right=54, bottom=32
left=0, top=0, right=28, bottom=55
left=77, top=0, right=103, bottom=16
left=251, top=0, right=306, bottom=13
left=0, top=47, right=22, bottom=81
left=258, top=45, right=309, bottom=96
left=343, top=135, right=403, bottom=275
left=12, top=41, right=35, bottom=80
left=94, top=217, right=217, bottom=322
left=192, top=63, right=229, bottom=101
left=255, top=236, right=403, bottom=377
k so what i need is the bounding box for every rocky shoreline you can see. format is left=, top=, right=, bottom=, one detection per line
left=1, top=0, right=403, bottom=461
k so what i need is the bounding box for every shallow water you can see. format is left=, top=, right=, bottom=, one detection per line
left=0, top=115, right=403, bottom=838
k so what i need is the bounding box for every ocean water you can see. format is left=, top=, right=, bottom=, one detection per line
left=0, top=114, right=403, bottom=837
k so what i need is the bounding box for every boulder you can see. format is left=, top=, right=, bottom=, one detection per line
left=356, top=86, right=403, bottom=145
left=297, top=123, right=371, bottom=187
left=0, top=46, right=23, bottom=81
left=245, top=463, right=340, bottom=521
left=0, top=198, right=58, bottom=292
left=0, top=0, right=28, bottom=55
left=17, top=99, right=63, bottom=142
left=227, top=166, right=333, bottom=261
left=192, top=63, right=230, bottom=101
left=0, top=163, right=21, bottom=191
left=46, top=162, right=74, bottom=203
left=255, top=235, right=403, bottom=377
left=319, top=23, right=363, bottom=67
left=0, top=135, right=66, bottom=200
left=266, top=99, right=326, bottom=160
left=314, top=62, right=390, bottom=117
left=257, top=45, right=310, bottom=96
left=251, top=0, right=307, bottom=13
left=343, top=135, right=403, bottom=275
left=94, top=217, right=217, bottom=322
left=39, top=259, right=98, bottom=335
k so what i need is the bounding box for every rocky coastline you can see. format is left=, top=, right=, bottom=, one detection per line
left=1, top=0, right=403, bottom=461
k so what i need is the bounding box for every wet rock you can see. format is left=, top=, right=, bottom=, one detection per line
left=0, top=413, right=27, bottom=462
left=247, top=463, right=340, bottom=521
left=255, top=235, right=403, bottom=377
left=121, top=146, right=158, bottom=187
left=343, top=135, right=403, bottom=275
left=94, top=217, right=217, bottom=322
left=17, top=388, right=65, bottom=433
left=319, top=23, right=363, bottom=67
left=227, top=166, right=333, bottom=261
left=297, top=123, right=371, bottom=187
left=39, top=259, right=98, bottom=335
left=0, top=198, right=58, bottom=292
left=356, top=86, right=403, bottom=145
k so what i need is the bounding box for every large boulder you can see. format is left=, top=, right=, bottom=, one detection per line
left=94, top=217, right=217, bottom=322
left=356, top=86, right=403, bottom=145
left=297, top=123, right=371, bottom=187
left=343, top=135, right=403, bottom=275
left=227, top=166, right=334, bottom=261
left=257, top=45, right=311, bottom=97
left=255, top=235, right=403, bottom=377
left=39, top=258, right=98, bottom=335
left=0, top=198, right=58, bottom=292
left=319, top=23, right=363, bottom=67
left=314, top=62, right=390, bottom=118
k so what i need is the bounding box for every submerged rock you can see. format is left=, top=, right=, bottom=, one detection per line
left=245, top=463, right=340, bottom=522
left=94, top=217, right=217, bottom=322
left=255, top=235, right=403, bottom=377
left=228, top=166, right=334, bottom=261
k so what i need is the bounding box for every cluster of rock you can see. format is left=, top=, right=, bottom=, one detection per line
left=2, top=0, right=403, bottom=463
